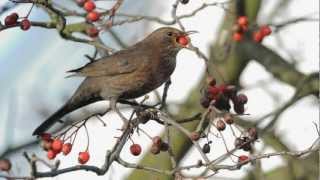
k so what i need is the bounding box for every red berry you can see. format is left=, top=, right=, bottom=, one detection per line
left=234, top=103, right=245, bottom=114
left=216, top=120, right=226, bottom=131
left=47, top=150, right=56, bottom=160
left=20, top=19, right=31, bottom=31
left=177, top=36, right=189, bottom=46
left=86, top=27, right=99, bottom=37
left=51, top=139, right=63, bottom=153
left=0, top=159, right=11, bottom=171
left=232, top=32, right=243, bottom=42
left=150, top=144, right=161, bottom=155
left=237, top=16, right=248, bottom=27
left=253, top=31, right=264, bottom=43
left=4, top=14, right=18, bottom=26
left=86, top=11, right=100, bottom=22
left=83, top=1, right=96, bottom=12
left=260, top=25, right=272, bottom=36
left=62, top=143, right=72, bottom=155
left=78, top=151, right=90, bottom=164
left=130, top=144, right=142, bottom=156
left=238, top=155, right=249, bottom=162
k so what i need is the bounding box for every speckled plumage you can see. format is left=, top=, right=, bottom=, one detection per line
left=33, top=27, right=186, bottom=135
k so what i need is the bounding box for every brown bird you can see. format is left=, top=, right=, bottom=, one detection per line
left=32, top=27, right=191, bottom=136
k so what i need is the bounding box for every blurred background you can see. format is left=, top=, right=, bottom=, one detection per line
left=0, top=0, right=319, bottom=179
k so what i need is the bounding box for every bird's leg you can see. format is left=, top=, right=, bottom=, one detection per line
left=110, top=98, right=129, bottom=130
left=160, top=79, right=172, bottom=110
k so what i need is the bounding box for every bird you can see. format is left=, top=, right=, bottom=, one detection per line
left=32, top=27, right=192, bottom=136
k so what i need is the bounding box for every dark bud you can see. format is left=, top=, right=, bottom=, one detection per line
left=180, top=0, right=189, bottom=4
left=190, top=132, right=200, bottom=141
left=20, top=19, right=31, bottom=31
left=5, top=14, right=18, bottom=26
left=0, top=159, right=12, bottom=172
left=137, top=111, right=151, bottom=124
left=234, top=137, right=244, bottom=148
left=224, top=113, right=234, bottom=124
left=248, top=127, right=258, bottom=140
left=150, top=144, right=161, bottom=155
left=202, top=143, right=211, bottom=153
left=213, top=95, right=231, bottom=111
left=76, top=0, right=87, bottom=7
left=241, top=137, right=252, bottom=151
left=160, top=142, right=169, bottom=152
left=237, top=94, right=248, bottom=104
left=152, top=136, right=162, bottom=146
left=208, top=77, right=216, bottom=86
left=234, top=103, right=245, bottom=114
left=216, top=120, right=226, bottom=131
left=200, top=96, right=211, bottom=108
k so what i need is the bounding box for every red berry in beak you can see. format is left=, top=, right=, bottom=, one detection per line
left=177, top=35, right=189, bottom=46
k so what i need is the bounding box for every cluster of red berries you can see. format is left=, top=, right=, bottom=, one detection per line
left=40, top=133, right=90, bottom=164
left=232, top=16, right=272, bottom=43
left=3, top=13, right=31, bottom=31
left=76, top=0, right=101, bottom=23
left=200, top=78, right=248, bottom=114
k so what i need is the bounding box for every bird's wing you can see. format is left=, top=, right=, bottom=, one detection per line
left=67, top=50, right=141, bottom=77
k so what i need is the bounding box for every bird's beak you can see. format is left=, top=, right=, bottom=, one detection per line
left=183, top=30, right=199, bottom=36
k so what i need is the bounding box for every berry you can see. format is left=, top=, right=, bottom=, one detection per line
left=237, top=94, right=248, bottom=104
left=130, top=144, right=142, bottom=156
left=238, top=155, right=249, bottom=163
left=78, top=151, right=90, bottom=164
left=40, top=133, right=52, bottom=141
left=86, top=11, right=100, bottom=22
left=190, top=132, right=200, bottom=141
left=202, top=143, right=210, bottom=153
left=150, top=144, right=161, bottom=155
left=62, top=143, right=72, bottom=155
left=4, top=14, right=18, bottom=26
left=51, top=139, right=63, bottom=153
left=248, top=127, right=258, bottom=140
left=76, top=0, right=87, bottom=7
left=200, top=96, right=211, bottom=108
left=253, top=31, right=263, bottom=43
left=208, top=86, right=220, bottom=97
left=216, top=120, right=226, bottom=131
left=237, top=16, right=248, bottom=27
left=224, top=114, right=234, bottom=124
left=20, top=19, right=31, bottom=31
left=152, top=136, right=162, bottom=146
left=86, top=27, right=99, bottom=38
left=83, top=1, right=96, bottom=12
left=260, top=25, right=272, bottom=36
left=0, top=159, right=11, bottom=171
left=160, top=142, right=169, bottom=151
left=234, top=103, right=245, bottom=114
left=180, top=0, right=189, bottom=4
left=47, top=150, right=56, bottom=160
left=177, top=36, right=189, bottom=46
left=41, top=139, right=53, bottom=151
left=232, top=32, right=243, bottom=42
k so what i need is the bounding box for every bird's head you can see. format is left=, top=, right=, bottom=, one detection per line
left=146, top=27, right=195, bottom=51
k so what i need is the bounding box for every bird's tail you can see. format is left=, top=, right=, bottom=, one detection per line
left=32, top=103, right=71, bottom=136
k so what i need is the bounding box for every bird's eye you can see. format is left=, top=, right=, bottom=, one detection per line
left=167, top=32, right=173, bottom=36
